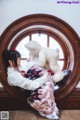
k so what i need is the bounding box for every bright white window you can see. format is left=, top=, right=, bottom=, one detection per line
left=16, top=33, right=64, bottom=70
left=32, top=34, right=47, bottom=47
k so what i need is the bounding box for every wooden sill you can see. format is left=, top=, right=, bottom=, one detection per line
left=0, top=88, right=80, bottom=110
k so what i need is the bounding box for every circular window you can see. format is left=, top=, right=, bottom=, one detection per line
left=11, top=32, right=64, bottom=70
left=0, top=14, right=80, bottom=100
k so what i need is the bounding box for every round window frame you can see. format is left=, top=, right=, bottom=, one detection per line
left=0, top=14, right=80, bottom=100
left=11, top=29, right=68, bottom=70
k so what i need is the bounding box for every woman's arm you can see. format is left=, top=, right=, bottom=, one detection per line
left=7, top=70, right=48, bottom=90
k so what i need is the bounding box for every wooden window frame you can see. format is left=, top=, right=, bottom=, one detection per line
left=0, top=14, right=80, bottom=101
left=11, top=29, right=67, bottom=70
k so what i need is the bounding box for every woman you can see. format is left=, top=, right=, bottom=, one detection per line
left=2, top=50, right=49, bottom=90
left=2, top=50, right=59, bottom=120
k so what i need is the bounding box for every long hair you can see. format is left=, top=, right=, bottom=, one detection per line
left=2, top=49, right=21, bottom=72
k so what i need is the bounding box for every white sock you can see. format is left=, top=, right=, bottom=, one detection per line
left=39, top=111, right=59, bottom=119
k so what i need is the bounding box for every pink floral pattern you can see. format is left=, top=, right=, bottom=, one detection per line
left=25, top=65, right=58, bottom=115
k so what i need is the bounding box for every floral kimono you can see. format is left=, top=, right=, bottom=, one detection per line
left=25, top=64, right=59, bottom=116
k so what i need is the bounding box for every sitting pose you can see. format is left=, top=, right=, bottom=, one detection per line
left=24, top=61, right=59, bottom=119
left=2, top=50, right=59, bottom=120
left=2, top=50, right=49, bottom=91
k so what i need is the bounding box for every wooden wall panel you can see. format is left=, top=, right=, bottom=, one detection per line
left=0, top=88, right=80, bottom=111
